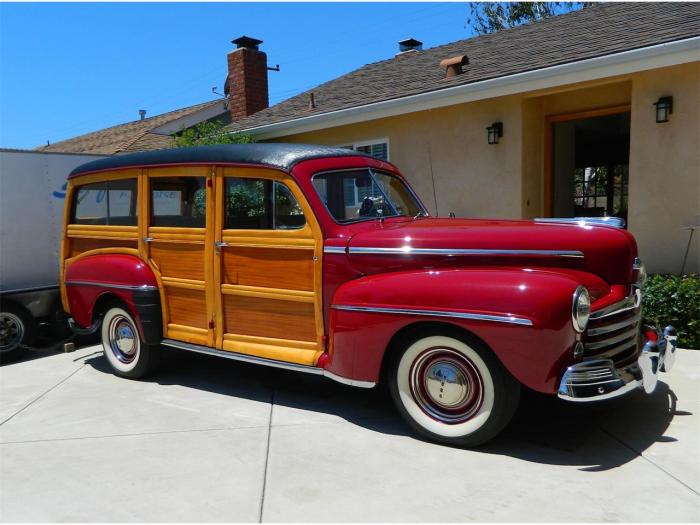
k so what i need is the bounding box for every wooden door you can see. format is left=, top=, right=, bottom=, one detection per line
left=213, top=167, right=324, bottom=366
left=144, top=167, right=214, bottom=346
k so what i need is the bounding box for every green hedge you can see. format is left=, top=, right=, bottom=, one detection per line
left=642, top=273, right=700, bottom=349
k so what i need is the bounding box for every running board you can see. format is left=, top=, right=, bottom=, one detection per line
left=160, top=339, right=376, bottom=388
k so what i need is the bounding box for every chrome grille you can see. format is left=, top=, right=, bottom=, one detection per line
left=584, top=289, right=642, bottom=366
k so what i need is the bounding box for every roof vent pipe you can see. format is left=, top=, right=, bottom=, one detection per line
left=138, top=109, right=146, bottom=120
left=440, top=55, right=469, bottom=78
left=309, top=92, right=316, bottom=110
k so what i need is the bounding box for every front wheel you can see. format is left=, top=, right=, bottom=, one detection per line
left=101, top=306, right=158, bottom=379
left=388, top=332, right=520, bottom=447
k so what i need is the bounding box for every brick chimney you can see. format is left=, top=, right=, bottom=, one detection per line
left=225, top=36, right=269, bottom=121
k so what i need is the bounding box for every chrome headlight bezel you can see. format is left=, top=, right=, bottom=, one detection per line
left=572, top=285, right=591, bottom=333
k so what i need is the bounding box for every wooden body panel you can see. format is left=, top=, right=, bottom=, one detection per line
left=213, top=167, right=324, bottom=365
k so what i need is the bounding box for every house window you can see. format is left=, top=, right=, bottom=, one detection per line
left=340, top=140, right=389, bottom=161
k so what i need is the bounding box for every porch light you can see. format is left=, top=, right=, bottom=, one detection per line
left=653, top=96, right=673, bottom=123
left=486, top=122, right=503, bottom=144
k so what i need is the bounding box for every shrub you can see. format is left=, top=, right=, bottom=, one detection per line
left=642, top=273, right=700, bottom=349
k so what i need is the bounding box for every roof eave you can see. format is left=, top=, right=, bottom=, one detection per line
left=237, top=36, right=700, bottom=140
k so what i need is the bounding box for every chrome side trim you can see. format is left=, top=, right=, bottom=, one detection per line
left=323, top=370, right=376, bottom=388
left=347, top=246, right=584, bottom=258
left=323, top=246, right=347, bottom=254
left=65, top=280, right=158, bottom=291
left=332, top=304, right=533, bottom=326
left=160, top=339, right=376, bottom=388
left=534, top=216, right=626, bottom=228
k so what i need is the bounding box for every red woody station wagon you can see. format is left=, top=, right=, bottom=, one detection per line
left=61, top=144, right=678, bottom=446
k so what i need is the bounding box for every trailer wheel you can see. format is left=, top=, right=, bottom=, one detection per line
left=0, top=301, right=35, bottom=363
left=388, top=331, right=520, bottom=447
left=101, top=306, right=158, bottom=379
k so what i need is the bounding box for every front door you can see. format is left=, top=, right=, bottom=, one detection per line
left=212, top=167, right=324, bottom=366
left=547, top=108, right=631, bottom=223
left=145, top=167, right=214, bottom=346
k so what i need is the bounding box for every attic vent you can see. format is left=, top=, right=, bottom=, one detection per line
left=397, top=38, right=423, bottom=56
left=440, top=55, right=469, bottom=78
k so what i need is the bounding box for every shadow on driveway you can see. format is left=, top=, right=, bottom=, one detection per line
left=83, top=347, right=685, bottom=471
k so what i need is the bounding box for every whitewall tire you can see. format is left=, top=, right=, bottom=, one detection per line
left=101, top=306, right=157, bottom=378
left=389, top=331, right=520, bottom=447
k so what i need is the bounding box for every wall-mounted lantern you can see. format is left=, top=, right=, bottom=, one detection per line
left=486, top=122, right=503, bottom=144
left=653, top=96, right=673, bottom=123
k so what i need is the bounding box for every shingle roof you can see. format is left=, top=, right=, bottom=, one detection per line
left=37, top=100, right=222, bottom=155
left=228, top=2, right=700, bottom=132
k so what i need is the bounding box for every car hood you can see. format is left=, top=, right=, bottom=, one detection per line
left=345, top=217, right=638, bottom=285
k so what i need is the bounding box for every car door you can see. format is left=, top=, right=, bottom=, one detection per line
left=144, top=166, right=215, bottom=347
left=212, top=167, right=324, bottom=365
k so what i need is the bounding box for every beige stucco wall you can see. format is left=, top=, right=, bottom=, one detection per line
left=628, top=62, right=699, bottom=274
left=273, top=62, right=699, bottom=274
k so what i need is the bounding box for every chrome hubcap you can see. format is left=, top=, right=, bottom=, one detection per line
left=409, top=348, right=483, bottom=424
left=108, top=315, right=138, bottom=364
left=0, top=313, right=24, bottom=352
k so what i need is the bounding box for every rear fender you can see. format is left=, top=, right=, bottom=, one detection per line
left=326, top=267, right=609, bottom=393
left=64, top=254, right=161, bottom=344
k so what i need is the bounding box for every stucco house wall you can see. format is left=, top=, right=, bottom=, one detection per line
left=275, top=63, right=699, bottom=274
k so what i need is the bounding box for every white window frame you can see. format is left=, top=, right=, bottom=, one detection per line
left=336, top=138, right=390, bottom=162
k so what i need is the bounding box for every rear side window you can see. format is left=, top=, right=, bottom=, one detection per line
left=71, top=179, right=138, bottom=225
left=151, top=177, right=206, bottom=228
left=225, top=178, right=306, bottom=230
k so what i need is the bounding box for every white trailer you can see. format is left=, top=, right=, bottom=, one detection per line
left=0, top=149, right=107, bottom=360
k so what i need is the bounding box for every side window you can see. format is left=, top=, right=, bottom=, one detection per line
left=151, top=177, right=206, bottom=228
left=225, top=178, right=306, bottom=230
left=71, top=179, right=138, bottom=225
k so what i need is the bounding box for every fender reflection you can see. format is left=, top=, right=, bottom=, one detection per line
left=332, top=305, right=533, bottom=326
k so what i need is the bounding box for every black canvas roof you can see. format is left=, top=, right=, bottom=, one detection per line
left=69, top=143, right=373, bottom=178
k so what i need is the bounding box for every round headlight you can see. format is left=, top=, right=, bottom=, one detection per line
left=572, top=286, right=591, bottom=333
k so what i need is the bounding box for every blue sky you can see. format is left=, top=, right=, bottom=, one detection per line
left=0, top=2, right=479, bottom=149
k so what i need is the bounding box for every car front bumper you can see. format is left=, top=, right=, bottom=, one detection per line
left=557, top=326, right=678, bottom=402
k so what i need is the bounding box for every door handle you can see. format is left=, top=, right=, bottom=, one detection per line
left=143, top=237, right=153, bottom=243
left=215, top=240, right=229, bottom=253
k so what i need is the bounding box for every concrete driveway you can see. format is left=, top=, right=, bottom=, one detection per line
left=1, top=344, right=698, bottom=522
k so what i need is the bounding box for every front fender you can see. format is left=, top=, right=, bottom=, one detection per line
left=327, top=267, right=609, bottom=393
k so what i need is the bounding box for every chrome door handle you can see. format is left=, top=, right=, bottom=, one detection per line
left=143, top=237, right=153, bottom=243
left=215, top=240, right=229, bottom=253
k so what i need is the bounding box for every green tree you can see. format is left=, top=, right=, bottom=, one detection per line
left=467, top=2, right=588, bottom=35
left=173, top=120, right=255, bottom=148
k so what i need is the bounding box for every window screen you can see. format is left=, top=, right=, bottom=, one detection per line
left=225, top=178, right=305, bottom=230
left=71, top=179, right=138, bottom=225
left=151, top=177, right=206, bottom=228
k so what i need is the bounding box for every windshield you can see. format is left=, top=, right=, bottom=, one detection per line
left=312, top=169, right=423, bottom=223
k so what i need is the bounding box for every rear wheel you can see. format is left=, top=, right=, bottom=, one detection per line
left=101, top=306, right=158, bottom=379
left=388, top=331, right=520, bottom=447
left=0, top=302, right=35, bottom=363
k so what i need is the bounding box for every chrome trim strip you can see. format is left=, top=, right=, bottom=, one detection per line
left=323, top=246, right=347, bottom=254
left=160, top=339, right=376, bottom=388
left=323, top=370, right=376, bottom=388
left=332, top=305, right=533, bottom=326
left=585, top=326, right=639, bottom=350
left=65, top=280, right=158, bottom=291
left=590, top=289, right=641, bottom=319
left=348, top=247, right=584, bottom=258
left=534, top=217, right=626, bottom=228
left=587, top=312, right=641, bottom=336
